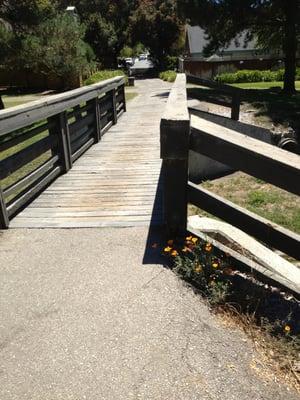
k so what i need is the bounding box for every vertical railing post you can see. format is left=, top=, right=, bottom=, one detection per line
left=88, top=97, right=101, bottom=143
left=59, top=111, right=72, bottom=171
left=0, top=186, right=9, bottom=229
left=112, top=88, right=118, bottom=125
left=160, top=74, right=190, bottom=238
left=121, top=83, right=127, bottom=113
left=48, top=112, right=72, bottom=173
left=231, top=90, right=240, bottom=121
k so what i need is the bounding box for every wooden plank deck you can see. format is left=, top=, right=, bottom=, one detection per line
left=11, top=79, right=171, bottom=228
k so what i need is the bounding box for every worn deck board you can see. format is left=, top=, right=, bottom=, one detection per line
left=11, top=79, right=171, bottom=228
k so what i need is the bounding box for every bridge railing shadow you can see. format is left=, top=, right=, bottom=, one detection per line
left=142, top=165, right=169, bottom=266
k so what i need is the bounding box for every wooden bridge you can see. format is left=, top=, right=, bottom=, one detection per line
left=1, top=74, right=300, bottom=399
left=0, top=78, right=170, bottom=228
left=0, top=74, right=299, bottom=262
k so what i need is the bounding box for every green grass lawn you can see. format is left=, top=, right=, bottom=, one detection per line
left=2, top=89, right=137, bottom=109
left=2, top=93, right=45, bottom=108
left=189, top=172, right=300, bottom=235
left=231, top=81, right=300, bottom=90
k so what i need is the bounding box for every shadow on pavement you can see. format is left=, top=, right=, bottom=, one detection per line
left=142, top=166, right=169, bottom=266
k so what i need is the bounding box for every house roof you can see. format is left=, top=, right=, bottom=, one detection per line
left=187, top=25, right=257, bottom=55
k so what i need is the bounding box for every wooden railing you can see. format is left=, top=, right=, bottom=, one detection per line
left=160, top=74, right=300, bottom=260
left=186, top=74, right=241, bottom=121
left=0, top=76, right=126, bottom=228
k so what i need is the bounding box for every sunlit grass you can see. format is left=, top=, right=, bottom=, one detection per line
left=231, top=81, right=300, bottom=90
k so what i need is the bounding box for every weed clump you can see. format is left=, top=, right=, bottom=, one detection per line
left=159, top=70, right=177, bottom=82
left=164, top=234, right=300, bottom=390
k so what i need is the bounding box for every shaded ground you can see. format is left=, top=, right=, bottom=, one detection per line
left=0, top=227, right=299, bottom=399
left=187, top=84, right=300, bottom=136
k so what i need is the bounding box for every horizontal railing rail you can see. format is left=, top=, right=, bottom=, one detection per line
left=160, top=73, right=300, bottom=260
left=189, top=116, right=300, bottom=259
left=186, top=74, right=241, bottom=121
left=188, top=181, right=300, bottom=260
left=190, top=116, right=300, bottom=196
left=0, top=76, right=126, bottom=228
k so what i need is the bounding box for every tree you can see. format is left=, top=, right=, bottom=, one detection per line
left=0, top=19, right=14, bottom=109
left=84, top=13, right=118, bottom=66
left=0, top=19, right=14, bottom=62
left=0, top=0, right=57, bottom=32
left=58, top=0, right=137, bottom=66
left=21, top=14, right=95, bottom=87
left=119, top=45, right=134, bottom=58
left=130, top=0, right=183, bottom=68
left=133, top=42, right=146, bottom=56
left=178, top=0, right=299, bottom=93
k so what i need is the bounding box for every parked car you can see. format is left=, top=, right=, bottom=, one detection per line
left=125, top=57, right=134, bottom=66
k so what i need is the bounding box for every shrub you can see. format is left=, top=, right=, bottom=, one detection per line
left=159, top=70, right=177, bottom=82
left=215, top=68, right=300, bottom=84
left=119, top=46, right=133, bottom=58
left=84, top=70, right=127, bottom=86
left=166, top=236, right=232, bottom=304
left=22, top=14, right=95, bottom=84
left=164, top=55, right=178, bottom=71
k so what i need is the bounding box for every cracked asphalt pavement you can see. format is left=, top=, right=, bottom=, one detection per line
left=0, top=227, right=298, bottom=399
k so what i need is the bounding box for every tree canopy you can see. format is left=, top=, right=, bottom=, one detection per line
left=178, top=0, right=300, bottom=93
left=0, top=0, right=185, bottom=74
left=21, top=14, right=95, bottom=81
left=130, top=0, right=184, bottom=67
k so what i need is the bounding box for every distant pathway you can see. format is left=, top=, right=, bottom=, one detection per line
left=11, top=79, right=171, bottom=228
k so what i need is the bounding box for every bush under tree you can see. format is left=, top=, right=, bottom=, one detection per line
left=21, top=14, right=95, bottom=87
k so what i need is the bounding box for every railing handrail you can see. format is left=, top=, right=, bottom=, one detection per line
left=0, top=76, right=125, bottom=136
left=190, top=115, right=300, bottom=196
left=160, top=74, right=190, bottom=236
left=160, top=74, right=300, bottom=260
left=0, top=75, right=126, bottom=228
left=186, top=74, right=240, bottom=94
left=186, top=74, right=241, bottom=120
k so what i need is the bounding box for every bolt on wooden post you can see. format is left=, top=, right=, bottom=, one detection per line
left=160, top=74, right=190, bottom=238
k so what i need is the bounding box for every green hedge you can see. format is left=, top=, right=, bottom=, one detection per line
left=159, top=70, right=177, bottom=82
left=215, top=68, right=300, bottom=84
left=84, top=70, right=128, bottom=86
left=164, top=56, right=178, bottom=71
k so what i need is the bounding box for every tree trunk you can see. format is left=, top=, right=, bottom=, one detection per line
left=283, top=0, right=297, bottom=94
left=0, top=96, right=4, bottom=110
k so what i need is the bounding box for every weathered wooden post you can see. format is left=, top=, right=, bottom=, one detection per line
left=121, top=84, right=127, bottom=113
left=48, top=112, right=72, bottom=173
left=160, top=74, right=190, bottom=237
left=231, top=90, right=240, bottom=121
left=0, top=186, right=9, bottom=229
left=88, top=97, right=102, bottom=142
left=112, top=88, right=118, bottom=125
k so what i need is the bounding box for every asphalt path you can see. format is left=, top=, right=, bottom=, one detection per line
left=0, top=226, right=298, bottom=399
